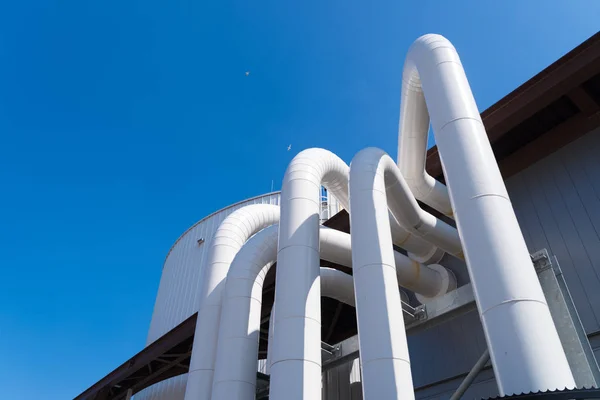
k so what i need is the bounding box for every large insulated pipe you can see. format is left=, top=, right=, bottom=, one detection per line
left=212, top=224, right=451, bottom=400
left=400, top=34, right=575, bottom=395
left=352, top=147, right=462, bottom=256
left=319, top=226, right=454, bottom=297
left=397, top=72, right=452, bottom=216
left=268, top=148, right=432, bottom=400
left=349, top=147, right=463, bottom=400
left=269, top=149, right=348, bottom=400
left=184, top=204, right=280, bottom=400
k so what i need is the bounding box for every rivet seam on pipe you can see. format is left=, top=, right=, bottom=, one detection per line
left=277, top=243, right=321, bottom=253
left=188, top=367, right=215, bottom=373
left=270, top=359, right=322, bottom=368
left=480, top=298, right=549, bottom=316
left=208, top=242, right=244, bottom=253
left=284, top=175, right=322, bottom=187
left=361, top=357, right=411, bottom=367
left=433, top=59, right=462, bottom=68
left=279, top=195, right=320, bottom=207
left=355, top=262, right=397, bottom=272
left=469, top=193, right=511, bottom=202
left=438, top=116, right=484, bottom=134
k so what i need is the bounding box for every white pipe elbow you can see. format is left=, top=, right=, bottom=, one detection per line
left=285, top=148, right=441, bottom=261
left=320, top=226, right=449, bottom=298
left=397, top=33, right=575, bottom=394
left=351, top=147, right=463, bottom=258
left=397, top=79, right=453, bottom=216
left=185, top=204, right=280, bottom=400
left=213, top=221, right=455, bottom=400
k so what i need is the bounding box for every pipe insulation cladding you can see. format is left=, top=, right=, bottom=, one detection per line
left=352, top=148, right=463, bottom=257
left=184, top=204, right=280, bottom=400
left=269, top=148, right=449, bottom=400
left=212, top=223, right=451, bottom=400
left=400, top=33, right=575, bottom=395
left=186, top=191, right=449, bottom=400
left=397, top=64, right=453, bottom=217
left=348, top=147, right=465, bottom=400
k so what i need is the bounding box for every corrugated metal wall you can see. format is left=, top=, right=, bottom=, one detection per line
left=146, top=192, right=282, bottom=343
left=506, top=127, right=600, bottom=336
left=138, top=193, right=282, bottom=400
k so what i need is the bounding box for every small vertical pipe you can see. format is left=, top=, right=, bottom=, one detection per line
left=449, top=349, right=490, bottom=400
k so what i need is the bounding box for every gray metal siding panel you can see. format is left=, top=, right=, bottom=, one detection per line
left=146, top=193, right=282, bottom=344
left=506, top=127, right=600, bottom=334
left=415, top=369, right=498, bottom=400
left=405, top=128, right=600, bottom=396
left=591, top=335, right=600, bottom=366
left=323, top=358, right=363, bottom=400
left=408, top=310, right=488, bottom=388
left=135, top=129, right=600, bottom=399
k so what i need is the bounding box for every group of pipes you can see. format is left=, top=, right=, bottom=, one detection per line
left=182, top=34, right=576, bottom=400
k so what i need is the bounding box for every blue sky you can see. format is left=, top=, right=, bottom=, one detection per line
left=0, top=1, right=598, bottom=399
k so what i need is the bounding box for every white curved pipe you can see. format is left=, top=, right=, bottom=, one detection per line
left=400, top=34, right=574, bottom=395
left=211, top=227, right=353, bottom=400
left=184, top=204, right=280, bottom=400
left=348, top=149, right=423, bottom=400
left=320, top=266, right=356, bottom=306
left=320, top=226, right=453, bottom=298
left=397, top=76, right=453, bottom=216
left=270, top=148, right=441, bottom=400
left=185, top=195, right=445, bottom=400
left=269, top=149, right=349, bottom=400
left=212, top=224, right=448, bottom=400
left=352, top=147, right=463, bottom=257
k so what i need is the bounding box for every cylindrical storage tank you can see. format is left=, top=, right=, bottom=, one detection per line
left=136, top=191, right=342, bottom=400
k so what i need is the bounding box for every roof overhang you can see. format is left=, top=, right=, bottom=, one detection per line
left=426, top=31, right=600, bottom=181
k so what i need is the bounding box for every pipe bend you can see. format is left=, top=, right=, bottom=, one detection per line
left=351, top=147, right=463, bottom=257
left=184, top=204, right=280, bottom=400
left=213, top=221, right=452, bottom=400
left=397, top=34, right=472, bottom=217
left=282, top=148, right=350, bottom=209
left=396, top=34, right=575, bottom=394
left=287, top=148, right=441, bottom=261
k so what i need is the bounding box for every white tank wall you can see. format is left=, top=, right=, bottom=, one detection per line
left=137, top=191, right=342, bottom=400
left=147, top=192, right=282, bottom=343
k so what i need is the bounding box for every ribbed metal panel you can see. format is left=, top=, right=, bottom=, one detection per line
left=146, top=192, right=282, bottom=343
left=407, top=128, right=600, bottom=398
left=137, top=191, right=343, bottom=400
left=322, top=358, right=363, bottom=400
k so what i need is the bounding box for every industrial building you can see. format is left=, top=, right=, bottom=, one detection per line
left=77, top=31, right=600, bottom=400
